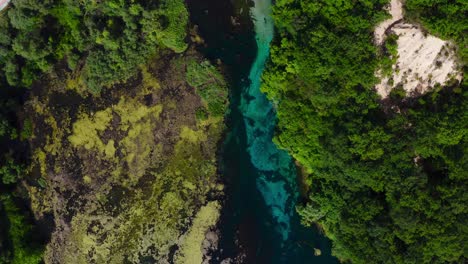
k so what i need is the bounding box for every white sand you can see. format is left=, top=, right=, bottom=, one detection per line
left=375, top=0, right=404, bottom=45
left=0, top=0, right=10, bottom=11
left=374, top=0, right=462, bottom=98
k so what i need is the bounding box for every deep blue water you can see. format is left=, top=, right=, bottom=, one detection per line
left=186, top=0, right=337, bottom=263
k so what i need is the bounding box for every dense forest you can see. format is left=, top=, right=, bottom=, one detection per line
left=0, top=0, right=188, bottom=91
left=263, top=0, right=467, bottom=263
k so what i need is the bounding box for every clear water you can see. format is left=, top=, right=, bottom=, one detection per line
left=186, top=0, right=337, bottom=262
left=241, top=0, right=296, bottom=243
left=233, top=1, right=337, bottom=262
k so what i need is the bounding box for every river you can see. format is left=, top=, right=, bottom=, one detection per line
left=186, top=0, right=337, bottom=263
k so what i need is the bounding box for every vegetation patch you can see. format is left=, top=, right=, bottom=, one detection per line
left=187, top=59, right=229, bottom=117
left=0, top=195, right=44, bottom=264
left=0, top=0, right=189, bottom=91
left=23, top=52, right=228, bottom=263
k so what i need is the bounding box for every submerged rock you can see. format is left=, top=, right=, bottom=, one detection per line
left=314, top=248, right=322, bottom=256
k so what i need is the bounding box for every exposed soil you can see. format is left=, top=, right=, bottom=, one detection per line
left=374, top=0, right=463, bottom=98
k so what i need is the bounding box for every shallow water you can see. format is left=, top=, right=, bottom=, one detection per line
left=241, top=0, right=295, bottom=244
left=186, top=0, right=337, bottom=263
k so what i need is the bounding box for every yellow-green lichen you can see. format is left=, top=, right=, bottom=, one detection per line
left=82, top=175, right=92, bottom=184
left=180, top=126, right=207, bottom=143
left=68, top=109, right=113, bottom=151
left=140, top=65, right=161, bottom=91
left=174, top=201, right=221, bottom=264
left=34, top=149, right=47, bottom=176
left=104, top=140, right=116, bottom=159
left=66, top=96, right=163, bottom=185
left=29, top=54, right=229, bottom=263
left=114, top=97, right=162, bottom=129
left=114, top=97, right=163, bottom=185
left=43, top=115, right=68, bottom=156
left=27, top=185, right=53, bottom=219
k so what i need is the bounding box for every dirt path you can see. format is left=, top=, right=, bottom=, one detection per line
left=374, top=0, right=403, bottom=45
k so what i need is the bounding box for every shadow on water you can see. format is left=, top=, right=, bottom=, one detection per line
left=186, top=0, right=337, bottom=263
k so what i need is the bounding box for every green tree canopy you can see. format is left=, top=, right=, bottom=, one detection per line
left=263, top=0, right=467, bottom=262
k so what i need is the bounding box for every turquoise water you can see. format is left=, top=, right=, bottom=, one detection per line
left=186, top=0, right=337, bottom=262
left=228, top=0, right=336, bottom=262
left=241, top=0, right=297, bottom=243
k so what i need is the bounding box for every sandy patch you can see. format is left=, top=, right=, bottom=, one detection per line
left=374, top=0, right=462, bottom=98
left=375, top=0, right=404, bottom=45
left=0, top=0, right=10, bottom=11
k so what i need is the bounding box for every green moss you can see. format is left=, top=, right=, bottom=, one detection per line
left=195, top=108, right=209, bottom=121
left=43, top=115, right=69, bottom=156
left=82, top=175, right=92, bottom=184
left=114, top=97, right=162, bottom=128
left=114, top=98, right=163, bottom=185
left=34, top=150, right=47, bottom=176
left=60, top=166, right=206, bottom=262
left=66, top=96, right=163, bottom=185
left=159, top=0, right=189, bottom=53
left=186, top=60, right=223, bottom=88
left=186, top=59, right=228, bottom=117
left=26, top=185, right=52, bottom=220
